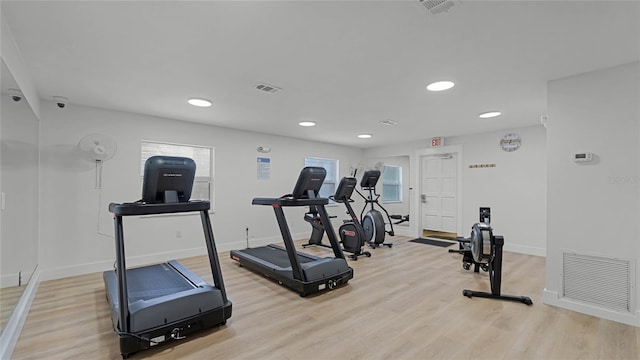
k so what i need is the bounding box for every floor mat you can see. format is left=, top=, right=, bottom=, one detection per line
left=409, top=238, right=456, bottom=247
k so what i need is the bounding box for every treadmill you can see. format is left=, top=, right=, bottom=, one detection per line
left=230, top=167, right=353, bottom=297
left=103, top=156, right=232, bottom=358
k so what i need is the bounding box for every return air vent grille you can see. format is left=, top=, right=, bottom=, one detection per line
left=256, top=83, right=282, bottom=93
left=419, top=0, right=455, bottom=15
left=562, top=252, right=632, bottom=312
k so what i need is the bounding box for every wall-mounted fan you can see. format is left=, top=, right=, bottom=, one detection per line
left=349, top=163, right=363, bottom=177
left=78, top=133, right=117, bottom=188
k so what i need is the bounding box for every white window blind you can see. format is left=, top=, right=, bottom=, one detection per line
left=304, top=157, right=338, bottom=201
left=382, top=165, right=402, bottom=203
left=140, top=141, right=214, bottom=202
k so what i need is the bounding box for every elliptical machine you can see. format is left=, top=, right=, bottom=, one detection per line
left=303, top=177, right=372, bottom=260
left=355, top=170, right=394, bottom=248
left=450, top=209, right=532, bottom=305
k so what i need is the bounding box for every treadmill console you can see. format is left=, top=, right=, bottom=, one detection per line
left=142, top=156, right=196, bottom=204
left=360, top=169, right=380, bottom=189
left=292, top=167, right=326, bottom=199
left=333, top=177, right=357, bottom=202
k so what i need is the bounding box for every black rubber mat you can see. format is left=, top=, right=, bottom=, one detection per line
left=409, top=238, right=456, bottom=247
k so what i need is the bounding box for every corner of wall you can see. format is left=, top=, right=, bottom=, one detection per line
left=1, top=12, right=42, bottom=119
left=544, top=289, right=640, bottom=328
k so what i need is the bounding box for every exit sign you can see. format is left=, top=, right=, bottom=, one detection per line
left=431, top=137, right=444, bottom=147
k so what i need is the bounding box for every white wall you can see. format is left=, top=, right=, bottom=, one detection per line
left=1, top=11, right=41, bottom=119
left=544, top=61, right=640, bottom=326
left=451, top=126, right=547, bottom=255
left=364, top=125, right=548, bottom=256
left=39, top=103, right=363, bottom=280
left=0, top=89, right=39, bottom=287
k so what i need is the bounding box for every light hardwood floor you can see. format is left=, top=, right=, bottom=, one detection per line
left=11, top=236, right=640, bottom=359
left=1, top=285, right=26, bottom=329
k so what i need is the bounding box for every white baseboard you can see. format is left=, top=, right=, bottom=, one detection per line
left=504, top=243, right=546, bottom=257
left=41, top=246, right=209, bottom=281
left=218, top=233, right=298, bottom=253
left=0, top=266, right=40, bottom=360
left=1, top=272, right=28, bottom=288
left=389, top=226, right=414, bottom=238
left=543, top=288, right=640, bottom=327
left=41, top=232, right=308, bottom=281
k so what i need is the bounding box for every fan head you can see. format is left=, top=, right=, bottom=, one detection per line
left=78, top=133, right=117, bottom=161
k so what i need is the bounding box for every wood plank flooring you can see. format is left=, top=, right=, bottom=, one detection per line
left=1, top=285, right=26, bottom=329
left=11, top=236, right=640, bottom=359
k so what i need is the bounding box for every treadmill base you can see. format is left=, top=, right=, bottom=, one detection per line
left=231, top=248, right=353, bottom=297
left=115, top=301, right=232, bottom=359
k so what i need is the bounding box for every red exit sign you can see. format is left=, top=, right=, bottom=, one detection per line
left=431, top=137, right=444, bottom=147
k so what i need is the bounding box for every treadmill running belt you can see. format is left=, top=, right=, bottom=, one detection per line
left=240, top=246, right=314, bottom=269
left=126, top=263, right=193, bottom=302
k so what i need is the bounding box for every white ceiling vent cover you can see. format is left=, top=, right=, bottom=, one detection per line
left=419, top=0, right=455, bottom=15
left=256, top=83, right=282, bottom=93
left=562, top=252, right=633, bottom=312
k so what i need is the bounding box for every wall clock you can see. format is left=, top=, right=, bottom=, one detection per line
left=500, top=133, right=521, bottom=152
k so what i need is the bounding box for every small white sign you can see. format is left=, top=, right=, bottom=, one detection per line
left=257, top=157, right=271, bottom=180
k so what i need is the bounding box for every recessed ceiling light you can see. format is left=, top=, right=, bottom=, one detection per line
left=187, top=98, right=212, bottom=107
left=478, top=111, right=502, bottom=118
left=299, top=121, right=316, bottom=127
left=357, top=134, right=372, bottom=139
left=426, top=81, right=455, bottom=92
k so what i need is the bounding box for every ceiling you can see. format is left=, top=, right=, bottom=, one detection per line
left=2, top=0, right=639, bottom=148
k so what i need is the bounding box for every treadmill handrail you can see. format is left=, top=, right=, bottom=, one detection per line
left=252, top=197, right=328, bottom=207
left=109, top=200, right=210, bottom=216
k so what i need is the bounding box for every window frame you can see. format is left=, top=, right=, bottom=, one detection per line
left=381, top=164, right=402, bottom=204
left=304, top=156, right=339, bottom=205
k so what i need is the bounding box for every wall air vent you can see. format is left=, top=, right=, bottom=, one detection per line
left=562, top=251, right=633, bottom=312
left=419, top=0, right=455, bottom=15
left=256, top=83, right=282, bottom=93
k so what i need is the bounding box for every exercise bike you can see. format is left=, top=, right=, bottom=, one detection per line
left=303, top=177, right=372, bottom=260
left=450, top=219, right=533, bottom=305
left=355, top=169, right=394, bottom=248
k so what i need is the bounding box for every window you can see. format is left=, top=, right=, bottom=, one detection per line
left=304, top=157, right=338, bottom=201
left=140, top=141, right=214, bottom=203
left=381, top=165, right=402, bottom=203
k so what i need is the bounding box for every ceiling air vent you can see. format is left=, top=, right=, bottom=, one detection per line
left=419, top=0, right=455, bottom=15
left=256, top=83, right=282, bottom=94
left=380, top=119, right=399, bottom=126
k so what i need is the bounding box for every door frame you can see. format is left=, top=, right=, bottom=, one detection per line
left=413, top=145, right=463, bottom=238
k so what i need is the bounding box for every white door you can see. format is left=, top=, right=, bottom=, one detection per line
left=421, top=154, right=457, bottom=233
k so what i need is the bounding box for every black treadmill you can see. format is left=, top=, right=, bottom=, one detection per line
left=103, top=156, right=232, bottom=358
left=230, top=167, right=353, bottom=296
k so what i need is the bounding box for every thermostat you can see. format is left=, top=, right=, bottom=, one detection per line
left=573, top=152, right=593, bottom=162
